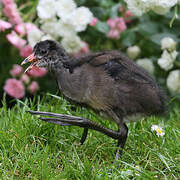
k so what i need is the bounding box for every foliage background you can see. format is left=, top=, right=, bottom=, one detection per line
left=1, top=0, right=180, bottom=103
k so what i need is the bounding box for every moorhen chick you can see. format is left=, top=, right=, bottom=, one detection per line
left=21, top=40, right=167, bottom=160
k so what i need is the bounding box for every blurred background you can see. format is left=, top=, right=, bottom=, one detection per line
left=1, top=0, right=180, bottom=107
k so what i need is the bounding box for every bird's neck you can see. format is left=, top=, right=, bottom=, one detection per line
left=49, top=54, right=71, bottom=72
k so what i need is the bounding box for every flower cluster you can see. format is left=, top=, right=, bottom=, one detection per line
left=1, top=0, right=22, bottom=24
left=106, top=7, right=133, bottom=39
left=127, top=37, right=180, bottom=94
left=3, top=64, right=45, bottom=99
left=33, top=0, right=94, bottom=54
left=156, top=37, right=180, bottom=94
left=158, top=37, right=178, bottom=71
left=167, top=70, right=180, bottom=94
left=1, top=0, right=50, bottom=99
left=125, top=0, right=178, bottom=16
left=0, top=0, right=33, bottom=57
left=1, top=0, right=97, bottom=99
left=136, top=58, right=154, bottom=75
left=107, top=17, right=127, bottom=39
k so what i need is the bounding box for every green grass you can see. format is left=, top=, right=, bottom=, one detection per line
left=0, top=94, right=180, bottom=179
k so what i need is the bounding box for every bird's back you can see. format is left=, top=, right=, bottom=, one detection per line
left=57, top=51, right=168, bottom=120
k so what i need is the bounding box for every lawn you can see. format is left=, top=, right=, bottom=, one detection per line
left=0, top=94, right=179, bottom=179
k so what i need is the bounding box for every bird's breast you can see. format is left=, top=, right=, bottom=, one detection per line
left=56, top=65, right=114, bottom=111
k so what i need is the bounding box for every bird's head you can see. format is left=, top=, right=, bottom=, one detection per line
left=21, top=40, right=67, bottom=72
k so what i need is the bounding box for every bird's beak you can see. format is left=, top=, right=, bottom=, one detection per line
left=21, top=53, right=39, bottom=73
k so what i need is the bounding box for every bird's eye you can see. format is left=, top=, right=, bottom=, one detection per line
left=40, top=49, right=47, bottom=54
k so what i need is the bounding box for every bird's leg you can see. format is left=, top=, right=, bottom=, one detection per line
left=106, top=110, right=128, bottom=160
left=28, top=110, right=121, bottom=141
left=80, top=128, right=88, bottom=145
left=28, top=110, right=128, bottom=161
left=115, top=123, right=128, bottom=161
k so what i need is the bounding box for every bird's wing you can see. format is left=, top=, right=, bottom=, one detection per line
left=91, top=51, right=154, bottom=84
left=62, top=52, right=105, bottom=71
left=66, top=51, right=154, bottom=84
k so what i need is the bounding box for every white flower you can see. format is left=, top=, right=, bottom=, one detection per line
left=56, top=0, right=76, bottom=21
left=161, top=37, right=176, bottom=52
left=127, top=45, right=141, bottom=60
left=151, top=125, right=159, bottom=131
left=27, top=28, right=44, bottom=47
left=41, top=18, right=59, bottom=38
left=152, top=0, right=178, bottom=15
left=167, top=70, right=180, bottom=94
left=61, top=35, right=84, bottom=53
left=125, top=0, right=177, bottom=16
left=41, top=34, right=54, bottom=41
left=56, top=20, right=76, bottom=37
left=68, top=7, right=93, bottom=32
left=151, top=125, right=165, bottom=137
left=157, top=50, right=177, bottom=71
left=37, top=0, right=56, bottom=20
left=136, top=58, right=154, bottom=74
left=171, top=50, right=178, bottom=59
left=125, top=0, right=151, bottom=16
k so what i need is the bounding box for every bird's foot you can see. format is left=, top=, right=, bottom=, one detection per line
left=28, top=110, right=128, bottom=159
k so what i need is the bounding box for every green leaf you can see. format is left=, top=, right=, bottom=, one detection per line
left=111, top=3, right=122, bottom=18
left=94, top=21, right=109, bottom=34
left=121, top=30, right=136, bottom=47
left=99, top=0, right=114, bottom=8
left=150, top=33, right=178, bottom=45
left=138, top=22, right=159, bottom=36
left=91, top=7, right=108, bottom=19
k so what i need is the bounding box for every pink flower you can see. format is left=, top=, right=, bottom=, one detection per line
left=80, top=42, right=90, bottom=54
left=14, top=23, right=37, bottom=35
left=107, top=29, right=120, bottom=39
left=73, top=42, right=90, bottom=57
left=4, top=78, right=25, bottom=99
left=124, top=10, right=133, bottom=18
left=25, top=23, right=38, bottom=33
left=6, top=31, right=26, bottom=49
left=27, top=66, right=47, bottom=78
left=116, top=17, right=127, bottom=32
left=14, top=23, right=26, bottom=35
left=90, top=18, right=98, bottom=26
left=10, top=64, right=23, bottom=77
left=1, top=0, right=14, bottom=4
left=28, top=81, right=39, bottom=94
left=0, top=19, right=12, bottom=31
left=107, top=17, right=127, bottom=39
left=119, top=7, right=124, bottom=12
left=20, top=45, right=33, bottom=57
left=107, top=18, right=116, bottom=29
left=107, top=17, right=127, bottom=32
left=124, top=10, right=133, bottom=23
left=3, top=2, right=22, bottom=24
left=20, top=74, right=30, bottom=84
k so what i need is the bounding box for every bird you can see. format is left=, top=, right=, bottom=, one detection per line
left=21, top=40, right=168, bottom=160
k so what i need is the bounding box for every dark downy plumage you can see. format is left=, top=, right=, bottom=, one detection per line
left=21, top=40, right=168, bottom=160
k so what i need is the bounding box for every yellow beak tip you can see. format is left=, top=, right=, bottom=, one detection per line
left=21, top=61, right=25, bottom=65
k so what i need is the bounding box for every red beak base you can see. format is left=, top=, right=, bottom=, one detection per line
left=21, top=53, right=39, bottom=73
